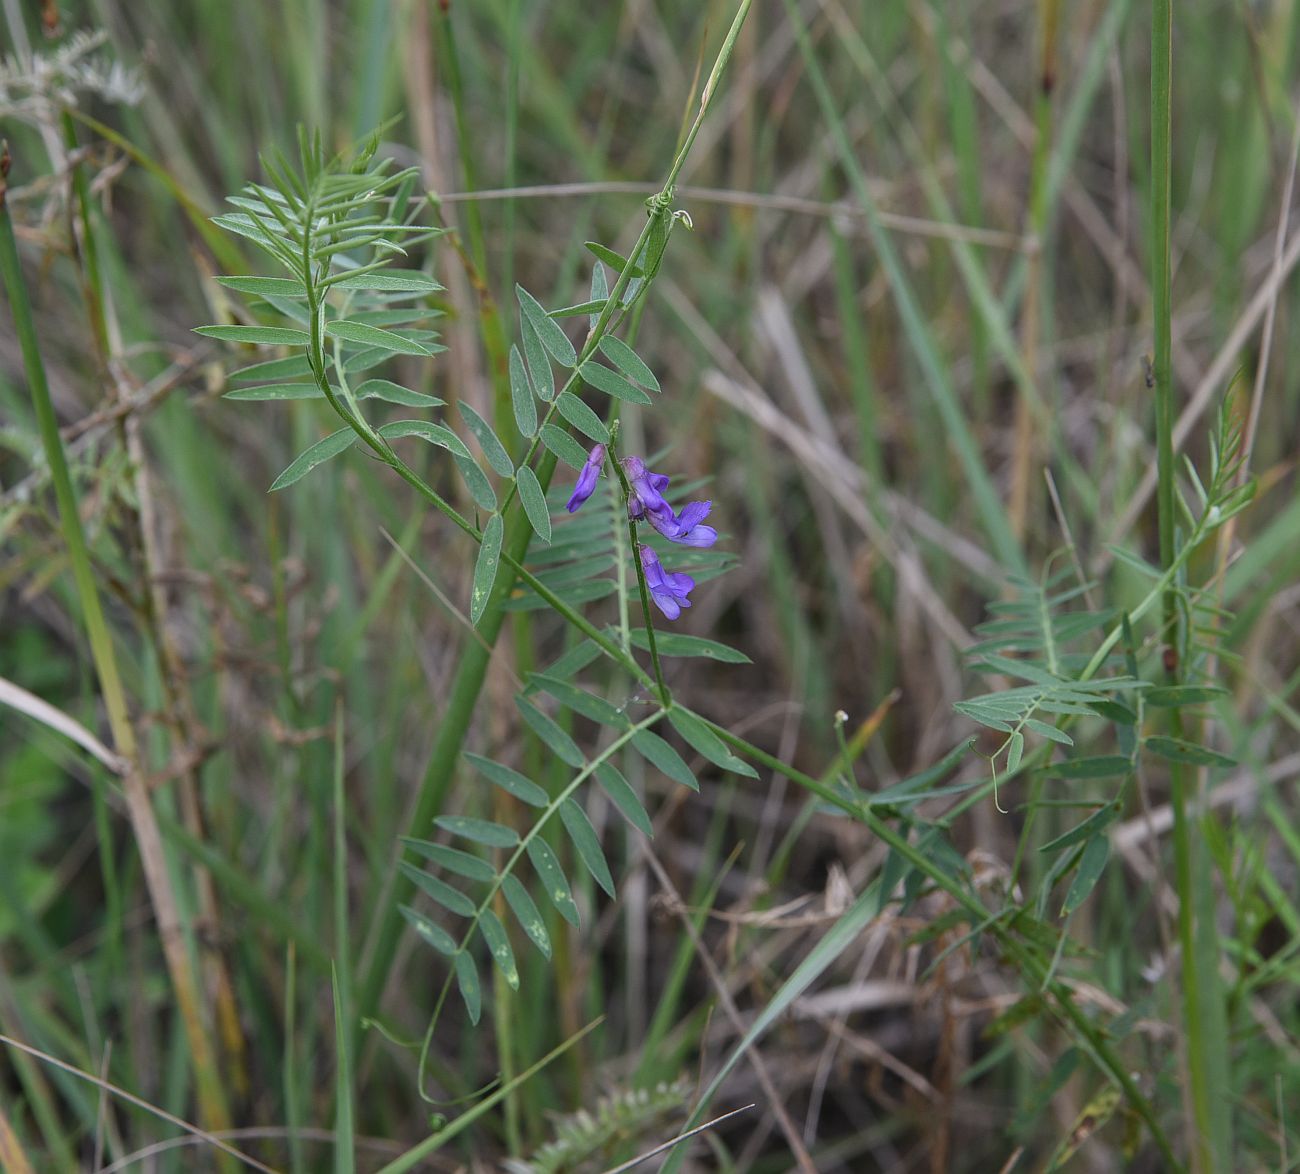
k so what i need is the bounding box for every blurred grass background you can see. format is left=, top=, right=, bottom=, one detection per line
left=2, top=0, right=1299, bottom=1170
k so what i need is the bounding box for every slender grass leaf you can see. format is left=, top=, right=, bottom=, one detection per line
left=578, top=361, right=653, bottom=406
left=464, top=753, right=548, bottom=807
left=397, top=861, right=476, bottom=917
left=515, top=696, right=584, bottom=767
left=196, top=324, right=310, bottom=346
left=667, top=709, right=758, bottom=778
left=401, top=839, right=495, bottom=883
left=1144, top=686, right=1229, bottom=707
left=624, top=629, right=751, bottom=663
left=225, top=383, right=322, bottom=400
left=554, top=392, right=610, bottom=444
left=217, top=276, right=306, bottom=296
left=526, top=838, right=580, bottom=926
left=598, top=336, right=660, bottom=392
left=435, top=814, right=518, bottom=849
left=539, top=423, right=589, bottom=470
left=478, top=909, right=519, bottom=990
left=230, top=354, right=314, bottom=383
left=356, top=379, right=444, bottom=406
left=1144, top=736, right=1235, bottom=769
left=399, top=905, right=457, bottom=955
left=270, top=428, right=358, bottom=491
left=457, top=403, right=514, bottom=477
left=515, top=466, right=551, bottom=543
left=521, top=317, right=553, bottom=400
left=454, top=456, right=498, bottom=512
left=560, top=799, right=615, bottom=896
left=584, top=241, right=644, bottom=276
left=672, top=881, right=884, bottom=1168
left=1024, top=719, right=1073, bottom=746
left=594, top=762, right=653, bottom=837
left=632, top=730, right=698, bottom=791
left=326, top=319, right=432, bottom=356
left=508, top=345, right=538, bottom=436
left=1062, top=834, right=1110, bottom=915
left=501, top=875, right=551, bottom=959
left=330, top=271, right=442, bottom=291
left=454, top=951, right=482, bottom=1024
left=378, top=419, right=472, bottom=458
left=470, top=514, right=504, bottom=625
left=1049, top=756, right=1133, bottom=780
left=516, top=285, right=576, bottom=366
left=1039, top=803, right=1120, bottom=854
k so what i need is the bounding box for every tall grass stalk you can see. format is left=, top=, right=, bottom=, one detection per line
left=0, top=148, right=235, bottom=1147
left=1150, top=6, right=1232, bottom=1168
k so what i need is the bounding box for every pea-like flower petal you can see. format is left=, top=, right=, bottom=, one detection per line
left=566, top=443, right=606, bottom=513
left=639, top=544, right=695, bottom=620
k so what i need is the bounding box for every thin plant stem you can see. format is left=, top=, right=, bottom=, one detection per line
left=0, top=146, right=235, bottom=1147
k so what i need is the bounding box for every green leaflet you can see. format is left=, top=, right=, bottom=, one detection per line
left=516, top=284, right=577, bottom=367
left=515, top=696, right=584, bottom=767
left=508, top=345, right=538, bottom=436
left=559, top=799, right=615, bottom=896
left=397, top=861, right=476, bottom=917
left=457, top=402, right=514, bottom=477
left=454, top=951, right=482, bottom=1024
left=464, top=753, right=548, bottom=807
left=434, top=814, right=518, bottom=849
left=269, top=428, right=358, bottom=490
left=196, top=324, right=310, bottom=346
left=325, top=319, right=433, bottom=356
left=598, top=336, right=660, bottom=392
left=594, top=762, right=653, bottom=837
left=399, top=905, right=457, bottom=955
left=501, top=875, right=551, bottom=959
left=667, top=709, right=758, bottom=778
left=631, top=730, right=698, bottom=791
left=470, top=514, right=504, bottom=626
left=526, top=838, right=579, bottom=927
left=515, top=465, right=552, bottom=543
left=478, top=908, right=519, bottom=990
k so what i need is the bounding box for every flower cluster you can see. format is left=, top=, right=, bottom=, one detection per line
left=566, top=445, right=718, bottom=620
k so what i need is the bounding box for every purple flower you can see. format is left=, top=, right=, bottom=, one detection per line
left=623, top=455, right=718, bottom=548
left=566, top=443, right=606, bottom=513
left=639, top=545, right=695, bottom=620
left=622, top=456, right=675, bottom=530
left=661, top=499, right=717, bottom=548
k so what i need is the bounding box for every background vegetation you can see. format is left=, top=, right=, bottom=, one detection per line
left=2, top=1, right=1298, bottom=1170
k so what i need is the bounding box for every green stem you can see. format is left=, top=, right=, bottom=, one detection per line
left=1151, top=7, right=1229, bottom=1170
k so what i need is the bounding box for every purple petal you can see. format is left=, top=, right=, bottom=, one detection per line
left=674, top=523, right=717, bottom=548
left=649, top=590, right=681, bottom=620
left=676, top=500, right=711, bottom=529
left=565, top=462, right=600, bottom=512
